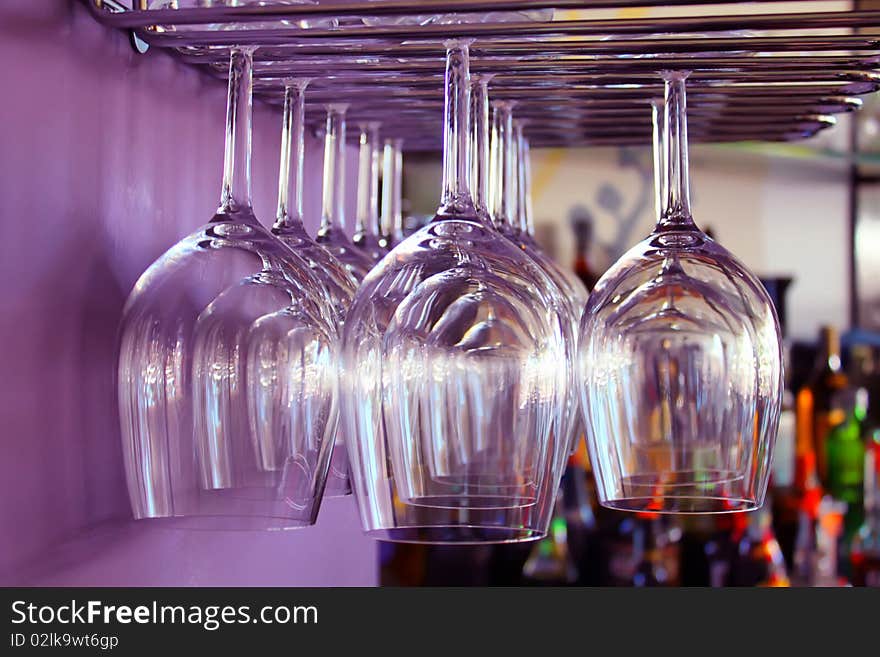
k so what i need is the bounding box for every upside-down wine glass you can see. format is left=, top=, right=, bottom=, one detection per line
left=487, top=99, right=582, bottom=456
left=118, top=48, right=339, bottom=529
left=315, top=104, right=374, bottom=281
left=578, top=71, right=783, bottom=513
left=352, top=122, right=389, bottom=263
left=271, top=78, right=359, bottom=497
left=342, top=40, right=571, bottom=544
left=516, top=119, right=591, bottom=457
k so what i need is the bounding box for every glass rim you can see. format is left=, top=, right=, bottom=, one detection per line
left=366, top=525, right=546, bottom=545
left=600, top=496, right=761, bottom=515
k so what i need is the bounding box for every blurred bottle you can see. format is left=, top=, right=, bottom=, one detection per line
left=601, top=514, right=638, bottom=586
left=771, top=389, right=797, bottom=561
left=659, top=516, right=683, bottom=586
left=773, top=391, right=797, bottom=494
left=797, top=326, right=849, bottom=486
left=631, top=516, right=680, bottom=587
left=562, top=444, right=602, bottom=585
left=704, top=514, right=744, bottom=587
left=850, top=344, right=880, bottom=442
left=775, top=370, right=826, bottom=566
left=522, top=494, right=578, bottom=586
left=570, top=211, right=599, bottom=292
left=728, top=507, right=790, bottom=587
left=826, top=387, right=867, bottom=540
left=760, top=276, right=796, bottom=565
left=851, top=437, right=880, bottom=586
left=792, top=493, right=849, bottom=587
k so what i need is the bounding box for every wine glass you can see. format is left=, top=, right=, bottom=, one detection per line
left=380, top=137, right=405, bottom=249
left=118, top=48, right=338, bottom=529
left=271, top=78, right=359, bottom=497
left=315, top=104, right=374, bottom=281
left=578, top=71, right=783, bottom=514
left=516, top=119, right=592, bottom=459
left=352, top=122, right=389, bottom=263
left=486, top=98, right=583, bottom=457
left=341, top=40, right=571, bottom=544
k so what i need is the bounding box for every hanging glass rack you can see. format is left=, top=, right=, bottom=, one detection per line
left=88, top=1, right=880, bottom=149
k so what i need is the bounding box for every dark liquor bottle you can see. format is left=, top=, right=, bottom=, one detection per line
left=704, top=513, right=745, bottom=587
left=851, top=439, right=880, bottom=586
left=571, top=213, right=599, bottom=292
left=600, top=513, right=637, bottom=586
left=797, top=326, right=849, bottom=486
left=561, top=449, right=601, bottom=586
left=848, top=345, right=878, bottom=422
left=729, top=506, right=790, bottom=587
left=521, top=494, right=578, bottom=586
left=631, top=516, right=677, bottom=587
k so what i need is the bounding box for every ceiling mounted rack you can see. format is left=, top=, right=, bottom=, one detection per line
left=88, top=0, right=880, bottom=150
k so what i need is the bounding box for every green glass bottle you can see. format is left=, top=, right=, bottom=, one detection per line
left=826, top=388, right=867, bottom=539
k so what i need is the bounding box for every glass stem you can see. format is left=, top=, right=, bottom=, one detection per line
left=524, top=139, right=537, bottom=237
left=514, top=120, right=530, bottom=234
left=381, top=138, right=404, bottom=242
left=320, top=104, right=349, bottom=234
left=491, top=100, right=516, bottom=229
left=651, top=99, right=665, bottom=225
left=470, top=74, right=493, bottom=220
left=275, top=79, right=309, bottom=229
left=437, top=40, right=475, bottom=218
left=218, top=47, right=256, bottom=217
left=355, top=123, right=381, bottom=237
left=658, top=71, right=697, bottom=231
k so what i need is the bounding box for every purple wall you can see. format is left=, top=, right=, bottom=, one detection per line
left=0, top=0, right=377, bottom=586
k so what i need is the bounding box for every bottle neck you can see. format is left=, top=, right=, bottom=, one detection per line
left=320, top=104, right=349, bottom=234
left=437, top=41, right=476, bottom=218
left=818, top=327, right=843, bottom=374
left=274, top=80, right=309, bottom=232
left=657, top=72, right=697, bottom=233
left=355, top=123, right=381, bottom=237
left=217, top=47, right=256, bottom=218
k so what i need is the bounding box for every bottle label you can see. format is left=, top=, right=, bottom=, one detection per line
left=773, top=409, right=796, bottom=488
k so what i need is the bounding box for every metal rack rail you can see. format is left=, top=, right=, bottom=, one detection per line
left=87, top=1, right=880, bottom=149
